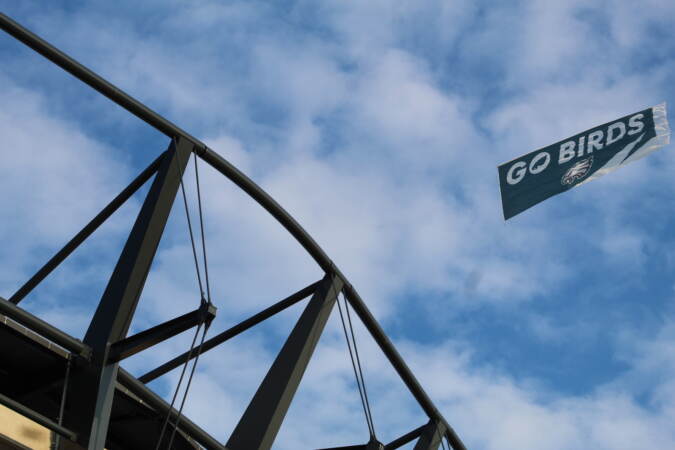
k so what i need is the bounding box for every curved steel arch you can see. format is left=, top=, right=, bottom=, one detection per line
left=0, top=13, right=466, bottom=450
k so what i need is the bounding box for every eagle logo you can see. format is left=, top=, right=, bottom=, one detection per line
left=561, top=156, right=593, bottom=186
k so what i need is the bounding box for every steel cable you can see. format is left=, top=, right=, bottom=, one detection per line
left=175, top=149, right=205, bottom=298
left=155, top=147, right=215, bottom=449
left=337, top=294, right=375, bottom=437
left=154, top=322, right=203, bottom=450
left=166, top=320, right=211, bottom=449
left=193, top=154, right=212, bottom=304
left=344, top=295, right=376, bottom=437
left=164, top=153, right=214, bottom=449
left=51, top=357, right=72, bottom=450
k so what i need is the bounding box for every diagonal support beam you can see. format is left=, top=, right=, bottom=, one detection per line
left=84, top=139, right=192, bottom=348
left=9, top=154, right=163, bottom=305
left=384, top=424, right=426, bottom=449
left=318, top=437, right=384, bottom=450
left=139, top=280, right=320, bottom=383
left=0, top=14, right=467, bottom=450
left=67, top=137, right=192, bottom=450
left=317, top=446, right=368, bottom=450
left=107, top=302, right=216, bottom=363
left=227, top=273, right=343, bottom=450
left=413, top=420, right=446, bottom=450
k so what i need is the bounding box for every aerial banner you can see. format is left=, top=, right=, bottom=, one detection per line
left=498, top=103, right=670, bottom=220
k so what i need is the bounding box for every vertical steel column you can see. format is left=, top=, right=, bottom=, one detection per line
left=68, top=137, right=193, bottom=450
left=227, top=273, right=343, bottom=450
left=413, top=420, right=446, bottom=450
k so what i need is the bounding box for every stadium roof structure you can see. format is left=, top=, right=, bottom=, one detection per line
left=0, top=13, right=467, bottom=450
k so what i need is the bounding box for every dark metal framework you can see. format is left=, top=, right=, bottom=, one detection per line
left=0, top=13, right=467, bottom=450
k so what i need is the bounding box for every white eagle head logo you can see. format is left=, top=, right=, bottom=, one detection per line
left=561, top=156, right=593, bottom=186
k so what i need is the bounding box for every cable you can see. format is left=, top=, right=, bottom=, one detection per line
left=154, top=322, right=202, bottom=450
left=51, top=356, right=71, bottom=450
left=344, top=294, right=376, bottom=437
left=193, top=154, right=212, bottom=304
left=159, top=151, right=214, bottom=449
left=166, top=321, right=211, bottom=449
left=337, top=296, right=372, bottom=436
left=337, top=294, right=374, bottom=437
left=175, top=148, right=205, bottom=297
left=155, top=147, right=214, bottom=449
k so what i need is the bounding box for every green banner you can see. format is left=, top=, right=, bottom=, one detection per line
left=499, top=103, right=670, bottom=220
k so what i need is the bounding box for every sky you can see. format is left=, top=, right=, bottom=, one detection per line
left=1, top=1, right=675, bottom=449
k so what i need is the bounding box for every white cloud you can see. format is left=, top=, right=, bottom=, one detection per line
left=403, top=329, right=675, bottom=450
left=1, top=1, right=675, bottom=449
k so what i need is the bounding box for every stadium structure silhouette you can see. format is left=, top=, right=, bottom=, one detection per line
left=0, top=13, right=466, bottom=450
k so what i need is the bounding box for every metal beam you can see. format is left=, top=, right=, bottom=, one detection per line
left=0, top=296, right=90, bottom=357
left=226, top=273, right=343, bottom=450
left=384, top=425, right=426, bottom=450
left=108, top=302, right=216, bottom=363
left=0, top=15, right=467, bottom=450
left=343, top=287, right=466, bottom=450
left=0, top=390, right=76, bottom=441
left=317, top=446, right=368, bottom=450
left=318, top=438, right=384, bottom=450
left=413, top=421, right=446, bottom=450
left=8, top=154, right=162, bottom=305
left=84, top=140, right=191, bottom=348
left=139, top=280, right=320, bottom=383
left=0, top=13, right=341, bottom=276
left=67, top=138, right=192, bottom=449
left=117, top=369, right=225, bottom=450
left=197, top=147, right=466, bottom=450
left=0, top=13, right=204, bottom=149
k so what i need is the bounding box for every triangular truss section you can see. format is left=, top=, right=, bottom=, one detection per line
left=0, top=12, right=467, bottom=450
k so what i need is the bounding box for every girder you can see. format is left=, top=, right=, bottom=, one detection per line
left=0, top=12, right=467, bottom=450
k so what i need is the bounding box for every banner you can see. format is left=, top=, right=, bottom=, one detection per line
left=498, top=103, right=670, bottom=220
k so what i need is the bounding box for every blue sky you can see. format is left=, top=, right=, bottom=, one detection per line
left=1, top=1, right=675, bottom=449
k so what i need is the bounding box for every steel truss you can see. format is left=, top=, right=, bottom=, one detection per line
left=0, top=13, right=467, bottom=450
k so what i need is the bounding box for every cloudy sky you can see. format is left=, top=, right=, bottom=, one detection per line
left=1, top=1, right=675, bottom=449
